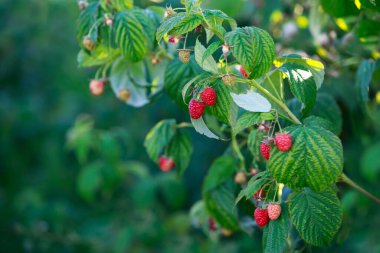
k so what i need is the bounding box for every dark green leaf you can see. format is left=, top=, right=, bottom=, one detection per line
left=263, top=205, right=290, bottom=253
left=77, top=162, right=103, bottom=202
left=224, top=26, right=276, bottom=79
left=201, top=40, right=222, bottom=65
left=356, top=60, right=376, bottom=112
left=114, top=11, right=147, bottom=61
left=235, top=170, right=270, bottom=204
left=170, top=13, right=203, bottom=35
left=156, top=12, right=186, bottom=43
left=168, top=130, right=193, bottom=177
left=288, top=188, right=343, bottom=246
left=203, top=156, right=236, bottom=192
left=194, top=39, right=219, bottom=74
left=144, top=119, right=176, bottom=162
left=320, top=0, right=358, bottom=17
left=312, top=93, right=342, bottom=135
left=279, top=62, right=317, bottom=116
left=233, top=112, right=262, bottom=135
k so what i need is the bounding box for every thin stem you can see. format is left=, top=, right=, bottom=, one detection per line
left=340, top=173, right=380, bottom=204
left=237, top=78, right=302, bottom=125
left=265, top=73, right=281, bottom=99
left=231, top=134, right=245, bottom=171
left=177, top=122, right=192, bottom=128
left=183, top=33, right=188, bottom=49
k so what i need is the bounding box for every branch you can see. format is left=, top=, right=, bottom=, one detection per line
left=340, top=173, right=380, bottom=204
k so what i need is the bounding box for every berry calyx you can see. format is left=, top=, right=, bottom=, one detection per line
left=260, top=141, right=271, bottom=160
left=151, top=56, right=160, bottom=65
left=89, top=79, right=105, bottom=96
left=234, top=171, right=247, bottom=185
left=200, top=87, right=216, bottom=106
left=222, top=44, right=229, bottom=55
left=178, top=49, right=191, bottom=64
left=221, top=74, right=236, bottom=86
left=275, top=133, right=292, bottom=151
left=78, top=0, right=88, bottom=10
left=82, top=36, right=95, bottom=51
left=254, top=208, right=269, bottom=227
left=268, top=203, right=282, bottom=220
left=164, top=6, right=176, bottom=18
left=104, top=17, right=113, bottom=27
left=118, top=89, right=131, bottom=102
left=188, top=99, right=205, bottom=119
left=158, top=156, right=175, bottom=172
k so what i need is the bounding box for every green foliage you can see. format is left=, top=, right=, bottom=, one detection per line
left=263, top=205, right=290, bottom=253
left=269, top=122, right=343, bottom=192
left=144, top=119, right=177, bottom=162
left=114, top=10, right=147, bottom=61
left=288, top=188, right=343, bottom=246
left=224, top=26, right=276, bottom=79
left=235, top=170, right=270, bottom=204
left=168, top=130, right=193, bottom=177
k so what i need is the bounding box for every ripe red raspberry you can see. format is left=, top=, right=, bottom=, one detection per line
left=89, top=79, right=105, bottom=96
left=239, top=65, right=249, bottom=78
left=268, top=203, right=282, bottom=220
left=260, top=141, right=271, bottom=160
left=158, top=156, right=175, bottom=172
left=168, top=36, right=176, bottom=43
left=275, top=133, right=292, bottom=151
left=254, top=208, right=269, bottom=227
left=188, top=99, right=205, bottom=119
left=200, top=87, right=216, bottom=106
left=253, top=188, right=265, bottom=199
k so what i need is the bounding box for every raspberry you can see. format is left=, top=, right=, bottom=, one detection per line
left=239, top=65, right=249, bottom=78
left=188, top=99, right=205, bottom=119
left=118, top=89, right=131, bottom=102
left=89, top=79, right=105, bottom=96
left=260, top=141, right=271, bottom=160
left=200, top=87, right=216, bottom=106
left=158, top=156, right=175, bottom=172
left=82, top=36, right=95, bottom=51
left=168, top=36, right=176, bottom=43
left=275, top=133, right=292, bottom=151
left=254, top=208, right=269, bottom=227
left=208, top=218, right=217, bottom=231
left=268, top=203, right=282, bottom=220
left=178, top=49, right=191, bottom=64
left=234, top=171, right=247, bottom=185
left=253, top=188, right=265, bottom=199
left=222, top=74, right=236, bottom=86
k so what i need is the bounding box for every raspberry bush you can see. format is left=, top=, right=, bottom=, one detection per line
left=76, top=0, right=380, bottom=251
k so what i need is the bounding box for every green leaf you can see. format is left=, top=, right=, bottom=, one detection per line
left=312, top=93, right=342, bottom=135
left=224, top=26, right=276, bottom=79
left=203, top=9, right=237, bottom=31
left=288, top=188, right=343, bottom=246
left=191, top=117, right=220, bottom=140
left=77, top=162, right=103, bottom=202
left=204, top=182, right=239, bottom=230
left=110, top=57, right=150, bottom=107
left=131, top=8, right=157, bottom=48
left=247, top=130, right=264, bottom=158
left=77, top=46, right=119, bottom=67
left=203, top=156, right=236, bottom=192
left=194, top=39, right=219, bottom=74
left=202, top=41, right=222, bottom=65
left=355, top=19, right=380, bottom=38
left=231, top=91, right=272, bottom=113
left=278, top=62, right=317, bottom=116
left=303, top=116, right=337, bottom=134
left=170, top=13, right=203, bottom=36
left=164, top=58, right=203, bottom=108
left=320, top=0, right=359, bottom=17
left=269, top=122, right=343, bottom=192
left=77, top=2, right=99, bottom=43
left=114, top=11, right=147, bottom=61
left=356, top=60, right=376, bottom=112
left=360, top=142, right=380, bottom=183
left=144, top=119, right=176, bottom=162
left=206, top=78, right=236, bottom=124
left=235, top=171, right=270, bottom=204
left=168, top=130, right=193, bottom=177
left=102, top=0, right=133, bottom=11
left=263, top=205, right=290, bottom=253
left=156, top=12, right=186, bottom=43
left=233, top=112, right=262, bottom=135
left=275, top=54, right=325, bottom=89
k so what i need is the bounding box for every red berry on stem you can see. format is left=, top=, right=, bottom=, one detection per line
left=200, top=87, right=216, bottom=106
left=89, top=79, right=105, bottom=96
left=208, top=218, right=216, bottom=231
left=275, top=133, right=292, bottom=151
left=158, top=156, right=175, bottom=172
left=239, top=65, right=249, bottom=78
left=189, top=99, right=205, bottom=119
left=260, top=142, right=271, bottom=160
left=268, top=203, right=282, bottom=220
left=253, top=188, right=265, bottom=199
left=254, top=208, right=269, bottom=227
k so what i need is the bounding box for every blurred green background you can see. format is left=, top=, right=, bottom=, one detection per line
left=1, top=0, right=380, bottom=252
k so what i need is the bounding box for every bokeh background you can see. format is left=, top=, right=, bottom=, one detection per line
left=1, top=0, right=379, bottom=252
